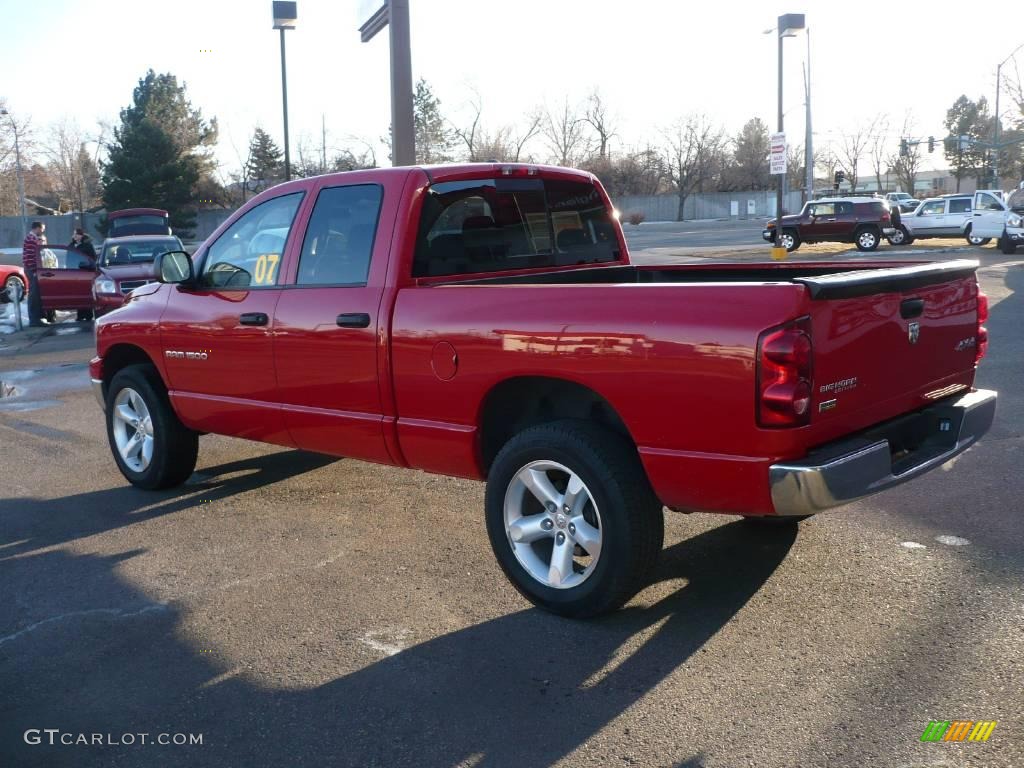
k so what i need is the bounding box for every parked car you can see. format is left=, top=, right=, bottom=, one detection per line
left=885, top=192, right=920, bottom=213
left=762, top=196, right=900, bottom=251
left=91, top=163, right=995, bottom=618
left=93, top=235, right=184, bottom=315
left=106, top=208, right=172, bottom=238
left=1, top=263, right=27, bottom=302
left=969, top=189, right=1024, bottom=254
left=889, top=194, right=989, bottom=246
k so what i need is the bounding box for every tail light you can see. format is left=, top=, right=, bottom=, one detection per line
left=499, top=165, right=539, bottom=177
left=757, top=317, right=813, bottom=428
left=976, top=288, right=989, bottom=365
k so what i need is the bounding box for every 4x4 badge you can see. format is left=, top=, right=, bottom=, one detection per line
left=908, top=322, right=920, bottom=345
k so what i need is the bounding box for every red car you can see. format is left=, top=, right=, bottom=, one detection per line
left=91, top=164, right=996, bottom=617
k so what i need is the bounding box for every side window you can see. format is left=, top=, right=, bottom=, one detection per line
left=296, top=185, right=383, bottom=286
left=200, top=193, right=303, bottom=289
left=977, top=193, right=1004, bottom=211
left=948, top=198, right=972, bottom=214
left=921, top=201, right=945, bottom=216
left=836, top=202, right=853, bottom=215
left=810, top=203, right=835, bottom=216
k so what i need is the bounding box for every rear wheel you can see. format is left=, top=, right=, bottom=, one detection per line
left=965, top=225, right=991, bottom=247
left=999, top=231, right=1017, bottom=255
left=779, top=229, right=801, bottom=252
left=855, top=227, right=880, bottom=251
left=4, top=274, right=24, bottom=299
left=887, top=226, right=913, bottom=246
left=76, top=308, right=94, bottom=321
left=106, top=364, right=198, bottom=490
left=485, top=420, right=664, bottom=618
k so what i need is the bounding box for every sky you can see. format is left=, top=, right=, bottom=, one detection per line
left=2, top=0, right=1022, bottom=178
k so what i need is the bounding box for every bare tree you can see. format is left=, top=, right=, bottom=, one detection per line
left=815, top=145, right=841, bottom=190
left=661, top=115, right=726, bottom=221
left=868, top=115, right=891, bottom=192
left=452, top=90, right=543, bottom=163
left=542, top=98, right=590, bottom=167
left=44, top=118, right=102, bottom=212
left=583, top=89, right=616, bottom=160
left=889, top=114, right=923, bottom=195
left=838, top=118, right=878, bottom=191
left=786, top=142, right=805, bottom=191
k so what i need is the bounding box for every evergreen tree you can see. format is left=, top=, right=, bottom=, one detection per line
left=245, top=127, right=284, bottom=192
left=102, top=70, right=218, bottom=235
left=944, top=96, right=991, bottom=190
left=413, top=79, right=455, bottom=164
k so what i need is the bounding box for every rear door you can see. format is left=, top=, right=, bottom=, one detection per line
left=272, top=179, right=394, bottom=464
left=972, top=191, right=1006, bottom=238
left=834, top=202, right=858, bottom=237
left=797, top=261, right=981, bottom=425
left=159, top=189, right=308, bottom=443
left=946, top=197, right=973, bottom=234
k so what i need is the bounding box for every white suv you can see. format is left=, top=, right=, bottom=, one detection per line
left=890, top=194, right=986, bottom=246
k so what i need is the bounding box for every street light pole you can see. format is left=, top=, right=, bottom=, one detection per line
left=993, top=42, right=1024, bottom=190
left=772, top=14, right=805, bottom=257
left=1, top=109, right=27, bottom=236
left=804, top=28, right=813, bottom=201
left=272, top=2, right=298, bottom=181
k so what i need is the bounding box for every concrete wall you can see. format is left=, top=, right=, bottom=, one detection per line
left=615, top=190, right=804, bottom=222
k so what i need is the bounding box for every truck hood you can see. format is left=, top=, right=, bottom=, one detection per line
left=766, top=214, right=802, bottom=228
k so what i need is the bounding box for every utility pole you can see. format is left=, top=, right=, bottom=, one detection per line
left=272, top=2, right=297, bottom=181
left=804, top=29, right=813, bottom=201
left=358, top=1, right=415, bottom=166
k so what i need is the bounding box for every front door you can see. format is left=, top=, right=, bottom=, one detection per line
left=273, top=180, right=393, bottom=465
left=805, top=202, right=844, bottom=238
left=36, top=246, right=96, bottom=310
left=972, top=191, right=1006, bottom=238
left=912, top=199, right=947, bottom=236
left=160, top=190, right=308, bottom=444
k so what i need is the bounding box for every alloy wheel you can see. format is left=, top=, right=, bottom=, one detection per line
left=111, top=387, right=155, bottom=473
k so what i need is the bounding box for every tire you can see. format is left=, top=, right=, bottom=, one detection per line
left=964, top=225, right=991, bottom=247
left=105, top=364, right=198, bottom=490
left=887, top=226, right=913, bottom=246
left=485, top=420, right=664, bottom=618
left=4, top=274, right=24, bottom=299
left=999, top=231, right=1017, bottom=255
left=779, top=229, right=801, bottom=252
left=76, top=308, right=94, bottom=321
left=44, top=309, right=57, bottom=324
left=854, top=227, right=880, bottom=251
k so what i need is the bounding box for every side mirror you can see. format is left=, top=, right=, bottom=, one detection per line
left=156, top=250, right=194, bottom=285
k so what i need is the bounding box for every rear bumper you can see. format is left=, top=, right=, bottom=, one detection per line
left=769, top=389, right=997, bottom=516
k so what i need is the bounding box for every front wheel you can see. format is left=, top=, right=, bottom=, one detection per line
left=4, top=275, right=25, bottom=299
left=965, top=225, right=991, bottom=247
left=779, top=229, right=801, bottom=252
left=887, top=226, right=913, bottom=246
left=106, top=364, right=198, bottom=490
left=485, top=421, right=664, bottom=618
left=855, top=227, right=880, bottom=251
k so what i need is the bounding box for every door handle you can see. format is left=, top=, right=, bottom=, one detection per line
left=239, top=312, right=268, bottom=326
left=825, top=218, right=837, bottom=222
left=973, top=213, right=982, bottom=216
left=41, top=271, right=55, bottom=278
left=900, top=298, right=925, bottom=319
left=336, top=312, right=371, bottom=328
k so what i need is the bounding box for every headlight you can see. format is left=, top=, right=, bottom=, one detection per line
left=95, top=278, right=116, bottom=295
left=1007, top=213, right=1023, bottom=228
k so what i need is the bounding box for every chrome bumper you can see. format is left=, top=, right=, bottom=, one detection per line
left=91, top=378, right=105, bottom=411
left=769, top=389, right=997, bottom=517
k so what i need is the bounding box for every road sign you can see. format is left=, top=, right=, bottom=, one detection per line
left=770, top=132, right=786, bottom=175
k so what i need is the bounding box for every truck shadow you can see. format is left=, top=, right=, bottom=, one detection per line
left=0, top=449, right=337, bottom=557
left=1, top=519, right=795, bottom=768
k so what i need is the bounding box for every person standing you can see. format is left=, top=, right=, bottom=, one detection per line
left=69, top=227, right=97, bottom=260
left=21, top=221, right=46, bottom=327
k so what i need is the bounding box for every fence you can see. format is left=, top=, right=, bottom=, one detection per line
left=614, top=190, right=804, bottom=222
left=0, top=209, right=234, bottom=249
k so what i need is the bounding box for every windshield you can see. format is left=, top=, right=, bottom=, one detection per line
left=102, top=239, right=181, bottom=267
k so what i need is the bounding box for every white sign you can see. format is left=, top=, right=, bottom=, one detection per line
left=730, top=201, right=739, bottom=217
left=747, top=199, right=756, bottom=215
left=770, top=132, right=787, bottom=175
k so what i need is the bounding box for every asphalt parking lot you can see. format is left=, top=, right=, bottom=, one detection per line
left=1, top=243, right=1021, bottom=767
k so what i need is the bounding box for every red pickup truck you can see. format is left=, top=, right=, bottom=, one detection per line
left=90, top=164, right=996, bottom=617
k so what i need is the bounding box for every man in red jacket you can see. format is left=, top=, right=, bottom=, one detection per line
left=21, top=221, right=45, bottom=327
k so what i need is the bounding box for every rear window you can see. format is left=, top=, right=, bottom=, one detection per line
left=109, top=214, right=170, bottom=236
left=413, top=177, right=619, bottom=277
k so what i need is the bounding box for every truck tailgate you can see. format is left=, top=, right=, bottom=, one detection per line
left=796, top=260, right=981, bottom=426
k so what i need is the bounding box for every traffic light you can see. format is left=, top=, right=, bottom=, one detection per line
left=900, top=139, right=909, bottom=157
left=834, top=170, right=845, bottom=189
left=928, top=136, right=935, bottom=153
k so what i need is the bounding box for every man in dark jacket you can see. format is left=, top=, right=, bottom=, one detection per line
left=69, top=228, right=97, bottom=260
